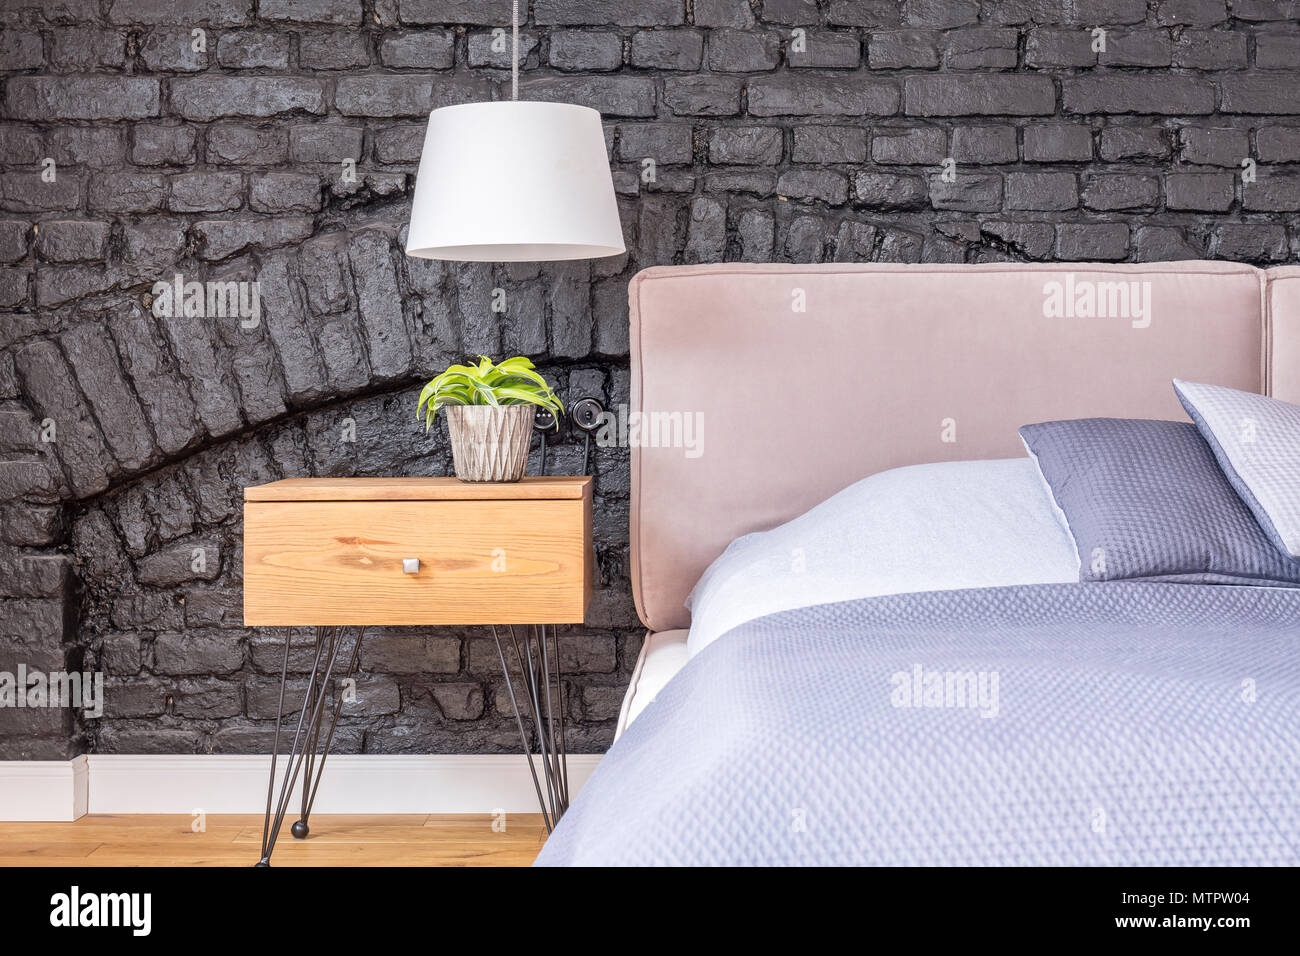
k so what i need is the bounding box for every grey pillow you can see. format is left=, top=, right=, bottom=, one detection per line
left=1174, top=379, right=1300, bottom=559
left=1019, top=418, right=1300, bottom=586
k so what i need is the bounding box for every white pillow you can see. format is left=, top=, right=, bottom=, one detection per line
left=1175, top=379, right=1300, bottom=559
left=685, top=458, right=1080, bottom=657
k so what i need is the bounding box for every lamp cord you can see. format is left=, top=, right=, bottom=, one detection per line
left=511, top=0, right=519, bottom=101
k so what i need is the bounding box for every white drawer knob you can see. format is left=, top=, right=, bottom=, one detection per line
left=402, top=558, right=420, bottom=574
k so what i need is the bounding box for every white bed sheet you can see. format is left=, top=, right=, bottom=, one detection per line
left=615, top=629, right=689, bottom=741
left=617, top=457, right=1082, bottom=736
left=685, top=457, right=1082, bottom=657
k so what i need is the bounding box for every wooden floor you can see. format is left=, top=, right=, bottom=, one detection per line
left=0, top=814, right=549, bottom=867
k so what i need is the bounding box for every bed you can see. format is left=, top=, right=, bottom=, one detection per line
left=541, top=262, right=1300, bottom=866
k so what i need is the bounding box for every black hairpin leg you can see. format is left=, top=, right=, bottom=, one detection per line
left=255, top=625, right=365, bottom=867
left=491, top=624, right=568, bottom=833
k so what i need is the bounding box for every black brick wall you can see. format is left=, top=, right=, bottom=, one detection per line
left=1, top=0, right=1298, bottom=759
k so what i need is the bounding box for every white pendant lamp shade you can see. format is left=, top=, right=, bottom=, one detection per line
left=405, top=101, right=625, bottom=262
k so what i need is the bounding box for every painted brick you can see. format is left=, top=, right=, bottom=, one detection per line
left=6, top=0, right=1300, bottom=764
left=520, top=76, right=656, bottom=117
left=131, top=124, right=198, bottom=166
left=1025, top=28, right=1097, bottom=68
left=904, top=75, right=1055, bottom=116
left=793, top=126, right=867, bottom=163
left=1221, top=75, right=1300, bottom=114
left=707, top=29, right=779, bottom=71
left=1023, top=125, right=1094, bottom=162
left=299, top=31, right=371, bottom=70
left=1166, top=171, right=1236, bottom=210
left=663, top=75, right=744, bottom=115
left=1055, top=223, right=1130, bottom=260
left=535, top=0, right=685, bottom=26
left=633, top=30, right=705, bottom=71
left=1257, top=126, right=1300, bottom=162
left=872, top=127, right=947, bottom=164
left=1005, top=172, right=1078, bottom=210
left=551, top=31, right=623, bottom=71
left=619, top=124, right=694, bottom=164
left=108, top=0, right=252, bottom=26
left=1256, top=34, right=1300, bottom=69
left=750, top=75, right=899, bottom=116
left=1099, top=127, right=1171, bottom=161
left=951, top=125, right=1018, bottom=163
left=381, top=30, right=456, bottom=69
left=944, top=28, right=1018, bottom=69
left=709, top=126, right=783, bottom=164
left=260, top=0, right=362, bottom=25
left=868, top=31, right=940, bottom=68
left=35, top=220, right=111, bottom=262
left=1082, top=174, right=1160, bottom=210
left=1178, top=127, right=1250, bottom=166
left=1063, top=76, right=1214, bottom=114
left=7, top=76, right=160, bottom=120
left=216, top=31, right=291, bottom=69
left=171, top=76, right=326, bottom=120
left=1174, top=30, right=1248, bottom=69
left=787, top=31, right=861, bottom=68
left=1099, top=29, right=1173, bottom=67
left=927, top=172, right=1001, bottom=210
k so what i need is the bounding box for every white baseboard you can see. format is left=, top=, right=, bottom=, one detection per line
left=0, top=754, right=600, bottom=820
left=0, top=755, right=87, bottom=821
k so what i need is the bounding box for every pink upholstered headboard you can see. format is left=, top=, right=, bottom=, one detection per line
left=630, top=260, right=1293, bottom=633
left=1268, top=266, right=1300, bottom=405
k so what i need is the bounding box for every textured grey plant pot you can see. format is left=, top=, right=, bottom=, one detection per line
left=445, top=404, right=535, bottom=482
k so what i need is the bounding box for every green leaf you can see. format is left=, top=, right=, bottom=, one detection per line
left=495, top=355, right=538, bottom=374
left=493, top=366, right=552, bottom=392
left=490, top=385, right=548, bottom=405
left=416, top=354, right=563, bottom=427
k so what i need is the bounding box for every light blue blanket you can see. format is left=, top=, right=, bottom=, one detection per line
left=536, top=583, right=1300, bottom=866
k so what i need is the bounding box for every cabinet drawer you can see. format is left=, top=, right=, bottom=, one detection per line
left=243, top=499, right=591, bottom=626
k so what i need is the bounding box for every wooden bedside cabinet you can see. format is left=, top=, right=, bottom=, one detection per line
left=242, top=476, right=593, bottom=865
left=244, top=476, right=592, bottom=626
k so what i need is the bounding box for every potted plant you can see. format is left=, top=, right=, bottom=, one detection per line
left=417, top=355, right=564, bottom=482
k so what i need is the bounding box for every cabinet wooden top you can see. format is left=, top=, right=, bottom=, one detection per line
left=244, top=476, right=592, bottom=502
